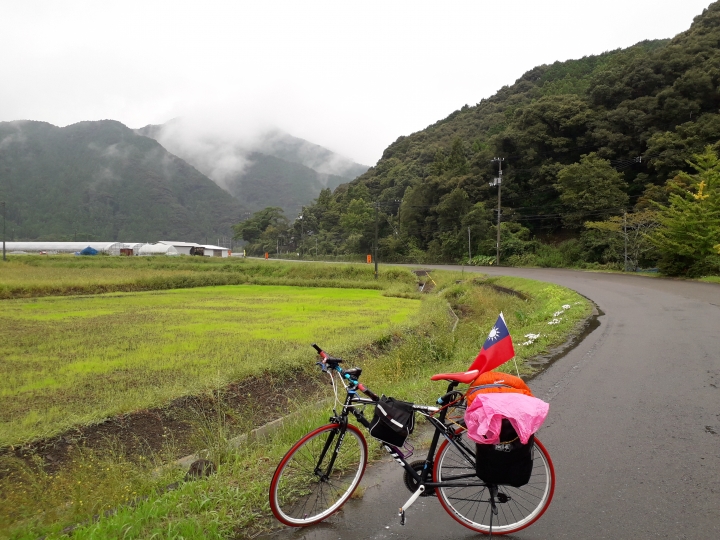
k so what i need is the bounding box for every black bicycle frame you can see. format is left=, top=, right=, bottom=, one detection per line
left=325, top=380, right=485, bottom=491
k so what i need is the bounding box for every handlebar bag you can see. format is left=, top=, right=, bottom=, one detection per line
left=475, top=419, right=534, bottom=487
left=369, top=395, right=415, bottom=447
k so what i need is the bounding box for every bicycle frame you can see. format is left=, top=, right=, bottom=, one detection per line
left=324, top=372, right=484, bottom=493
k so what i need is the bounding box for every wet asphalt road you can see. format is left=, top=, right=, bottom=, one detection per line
left=262, top=267, right=720, bottom=539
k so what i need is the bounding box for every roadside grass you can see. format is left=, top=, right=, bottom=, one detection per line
left=0, top=285, right=421, bottom=447
left=0, top=256, right=417, bottom=299
left=699, top=275, right=720, bottom=283
left=1, top=272, right=592, bottom=540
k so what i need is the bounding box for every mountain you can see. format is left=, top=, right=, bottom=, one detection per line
left=256, top=130, right=369, bottom=180
left=137, top=121, right=369, bottom=217
left=298, top=1, right=720, bottom=261
left=0, top=120, right=246, bottom=242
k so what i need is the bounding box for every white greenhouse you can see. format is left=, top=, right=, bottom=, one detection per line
left=122, top=243, right=147, bottom=256
left=198, top=244, right=229, bottom=257
left=138, top=243, right=179, bottom=256
left=157, top=241, right=200, bottom=256
left=2, top=242, right=124, bottom=255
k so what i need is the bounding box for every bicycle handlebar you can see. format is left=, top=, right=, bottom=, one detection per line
left=311, top=343, right=378, bottom=401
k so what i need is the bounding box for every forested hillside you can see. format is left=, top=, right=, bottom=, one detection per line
left=257, top=1, right=720, bottom=274
left=138, top=122, right=368, bottom=216
left=0, top=120, right=245, bottom=242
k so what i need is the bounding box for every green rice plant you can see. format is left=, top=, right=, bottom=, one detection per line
left=0, top=257, right=418, bottom=299
left=0, top=285, right=421, bottom=447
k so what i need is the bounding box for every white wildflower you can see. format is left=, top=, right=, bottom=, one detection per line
left=521, top=332, right=540, bottom=346
left=562, top=304, right=571, bottom=310
left=553, top=310, right=564, bottom=317
left=548, top=318, right=562, bottom=325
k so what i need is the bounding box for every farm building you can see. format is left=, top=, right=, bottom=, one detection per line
left=198, top=244, right=229, bottom=257
left=2, top=242, right=124, bottom=255
left=138, top=243, right=179, bottom=256
left=157, top=241, right=201, bottom=256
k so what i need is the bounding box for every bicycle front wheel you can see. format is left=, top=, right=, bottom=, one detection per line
left=269, top=423, right=368, bottom=526
left=434, top=431, right=555, bottom=535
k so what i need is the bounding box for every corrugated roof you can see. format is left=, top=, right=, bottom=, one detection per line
left=157, top=241, right=201, bottom=247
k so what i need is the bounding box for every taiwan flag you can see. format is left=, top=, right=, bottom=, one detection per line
left=468, top=312, right=515, bottom=374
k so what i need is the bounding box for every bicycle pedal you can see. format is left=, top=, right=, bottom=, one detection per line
left=398, top=508, right=405, bottom=526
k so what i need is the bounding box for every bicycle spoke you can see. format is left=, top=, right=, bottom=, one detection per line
left=435, top=432, right=555, bottom=534
left=270, top=424, right=368, bottom=526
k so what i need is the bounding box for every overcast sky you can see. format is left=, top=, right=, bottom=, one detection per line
left=0, top=0, right=713, bottom=165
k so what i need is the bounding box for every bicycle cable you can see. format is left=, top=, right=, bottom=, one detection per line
left=327, top=369, right=364, bottom=411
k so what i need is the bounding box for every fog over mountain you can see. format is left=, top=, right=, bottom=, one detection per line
left=137, top=118, right=369, bottom=216
left=0, top=120, right=245, bottom=242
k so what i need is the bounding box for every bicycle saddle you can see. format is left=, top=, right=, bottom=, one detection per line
left=430, top=370, right=479, bottom=384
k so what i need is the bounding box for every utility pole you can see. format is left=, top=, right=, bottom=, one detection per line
left=467, top=226, right=471, bottom=262
left=299, top=210, right=304, bottom=257
left=315, top=236, right=318, bottom=258
left=374, top=202, right=379, bottom=279
left=624, top=211, right=628, bottom=272
left=277, top=236, right=279, bottom=257
left=1, top=201, right=6, bottom=261
left=490, top=157, right=504, bottom=266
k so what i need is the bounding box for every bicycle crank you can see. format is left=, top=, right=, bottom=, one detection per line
left=398, top=485, right=425, bottom=526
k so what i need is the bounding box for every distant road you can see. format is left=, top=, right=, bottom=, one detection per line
left=263, top=267, right=720, bottom=539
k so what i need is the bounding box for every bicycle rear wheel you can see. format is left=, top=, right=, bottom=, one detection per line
left=269, top=423, right=368, bottom=526
left=434, top=431, right=555, bottom=535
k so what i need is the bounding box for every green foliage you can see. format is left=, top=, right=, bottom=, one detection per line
left=651, top=146, right=720, bottom=276
left=233, top=206, right=288, bottom=254
left=555, top=153, right=629, bottom=226
left=468, top=254, right=495, bottom=266
left=585, top=209, right=659, bottom=270
left=290, top=3, right=720, bottom=275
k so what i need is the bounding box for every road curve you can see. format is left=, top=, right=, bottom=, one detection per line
left=263, top=267, right=720, bottom=539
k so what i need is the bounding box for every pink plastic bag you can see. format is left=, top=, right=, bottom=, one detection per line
left=464, top=392, right=549, bottom=445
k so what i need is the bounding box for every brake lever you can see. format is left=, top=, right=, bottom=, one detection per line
left=316, top=360, right=328, bottom=373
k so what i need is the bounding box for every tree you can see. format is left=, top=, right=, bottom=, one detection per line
left=650, top=146, right=720, bottom=276
left=340, top=199, right=373, bottom=235
left=584, top=209, right=659, bottom=271
left=233, top=207, right=289, bottom=254
left=556, top=153, right=629, bottom=227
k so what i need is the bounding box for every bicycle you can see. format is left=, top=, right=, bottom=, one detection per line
left=269, top=344, right=555, bottom=535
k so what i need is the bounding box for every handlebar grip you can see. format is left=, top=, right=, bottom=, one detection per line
left=312, top=343, right=328, bottom=359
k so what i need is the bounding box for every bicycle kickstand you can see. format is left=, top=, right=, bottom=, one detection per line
left=398, top=485, right=425, bottom=526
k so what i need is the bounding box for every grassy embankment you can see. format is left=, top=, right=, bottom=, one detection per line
left=0, top=260, right=591, bottom=539
left=0, top=255, right=416, bottom=299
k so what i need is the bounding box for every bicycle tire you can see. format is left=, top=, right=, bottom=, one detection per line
left=269, top=423, right=368, bottom=526
left=434, top=431, right=555, bottom=535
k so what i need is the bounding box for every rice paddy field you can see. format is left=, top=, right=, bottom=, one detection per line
left=0, top=284, right=421, bottom=446
left=0, top=255, right=417, bottom=299
left=0, top=255, right=593, bottom=539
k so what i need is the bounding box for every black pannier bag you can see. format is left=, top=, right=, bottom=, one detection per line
left=369, top=395, right=415, bottom=447
left=475, top=419, right=534, bottom=487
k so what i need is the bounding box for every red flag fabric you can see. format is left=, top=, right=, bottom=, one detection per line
left=468, top=312, right=515, bottom=374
